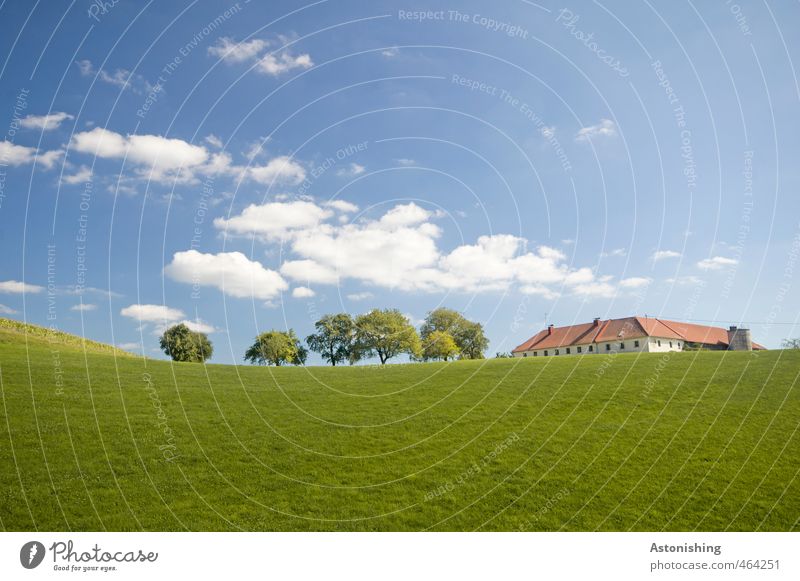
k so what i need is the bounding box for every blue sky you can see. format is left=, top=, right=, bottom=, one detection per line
left=1, top=0, right=799, bottom=362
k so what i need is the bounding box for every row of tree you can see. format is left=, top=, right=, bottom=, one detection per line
left=159, top=308, right=489, bottom=366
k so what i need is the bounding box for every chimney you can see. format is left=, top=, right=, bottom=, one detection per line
left=593, top=318, right=600, bottom=327
left=547, top=324, right=554, bottom=335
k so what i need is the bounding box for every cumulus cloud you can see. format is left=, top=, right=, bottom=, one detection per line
left=20, top=112, right=74, bottom=131
left=67, top=127, right=304, bottom=185
left=325, top=200, right=359, bottom=213
left=70, top=128, right=209, bottom=182
left=208, top=36, right=313, bottom=76
left=697, top=256, right=738, bottom=270
left=619, top=277, right=652, bottom=289
left=247, top=155, right=306, bottom=185
left=215, top=200, right=331, bottom=241
left=181, top=319, right=216, bottom=334
left=210, top=200, right=636, bottom=299
left=0, top=141, right=37, bottom=166
left=575, top=118, right=617, bottom=142
left=0, top=141, right=61, bottom=169
left=0, top=280, right=44, bottom=294
left=61, top=166, right=93, bottom=185
left=164, top=249, right=288, bottom=299
left=120, top=304, right=185, bottom=323
left=120, top=304, right=215, bottom=336
left=652, top=250, right=682, bottom=262
left=291, top=286, right=316, bottom=298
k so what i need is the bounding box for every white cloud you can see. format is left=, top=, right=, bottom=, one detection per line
left=280, top=259, right=339, bottom=285
left=292, top=286, right=316, bottom=298
left=0, top=141, right=36, bottom=166
left=70, top=128, right=210, bottom=182
left=336, top=163, right=365, bottom=177
left=0, top=141, right=61, bottom=169
left=69, top=128, right=243, bottom=184
left=61, top=166, right=93, bottom=185
left=204, top=134, right=223, bottom=148
left=346, top=292, right=373, bottom=301
left=181, top=319, right=216, bottom=334
left=70, top=303, right=97, bottom=311
left=204, top=199, right=652, bottom=299
left=0, top=304, right=17, bottom=315
left=215, top=200, right=331, bottom=241
left=0, top=280, right=44, bottom=294
left=575, top=118, right=617, bottom=142
left=164, top=250, right=288, bottom=300
left=381, top=47, right=399, bottom=58
left=326, top=200, right=359, bottom=213
left=208, top=37, right=268, bottom=63
left=118, top=342, right=142, bottom=351
left=208, top=36, right=313, bottom=77
left=619, top=277, right=652, bottom=289
left=37, top=149, right=64, bottom=170
left=120, top=304, right=185, bottom=323
left=601, top=247, right=627, bottom=258
left=395, top=158, right=416, bottom=166
left=247, top=155, right=306, bottom=185
left=652, top=250, right=681, bottom=262
left=540, top=126, right=555, bottom=138
left=20, top=112, right=74, bottom=131
left=257, top=51, right=313, bottom=76
left=75, top=59, right=154, bottom=94
left=697, top=256, right=738, bottom=270
left=666, top=275, right=703, bottom=286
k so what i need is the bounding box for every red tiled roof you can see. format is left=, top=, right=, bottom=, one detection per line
left=512, top=316, right=764, bottom=352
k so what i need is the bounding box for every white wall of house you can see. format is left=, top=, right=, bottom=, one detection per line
left=645, top=337, right=683, bottom=353
left=515, top=336, right=684, bottom=358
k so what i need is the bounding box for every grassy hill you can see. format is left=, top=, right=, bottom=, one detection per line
left=0, top=322, right=797, bottom=531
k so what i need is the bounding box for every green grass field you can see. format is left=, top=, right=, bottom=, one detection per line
left=0, top=320, right=798, bottom=531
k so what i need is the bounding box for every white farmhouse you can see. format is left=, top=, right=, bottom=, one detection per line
left=512, top=317, right=763, bottom=358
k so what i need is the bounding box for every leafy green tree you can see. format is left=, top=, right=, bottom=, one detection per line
left=354, top=309, right=421, bottom=364
left=456, top=320, right=489, bottom=360
left=159, top=323, right=213, bottom=363
left=306, top=314, right=355, bottom=366
left=422, top=330, right=460, bottom=361
left=244, top=329, right=306, bottom=366
left=782, top=338, right=800, bottom=349
left=420, top=308, right=488, bottom=360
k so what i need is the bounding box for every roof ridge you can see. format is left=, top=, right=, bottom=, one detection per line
left=656, top=317, right=685, bottom=340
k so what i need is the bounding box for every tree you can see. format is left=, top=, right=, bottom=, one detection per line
left=782, top=338, right=800, bottom=349
left=354, top=309, right=421, bottom=364
left=306, top=314, right=355, bottom=366
left=422, top=330, right=460, bottom=361
left=420, top=308, right=489, bottom=360
left=159, top=323, right=213, bottom=363
left=456, top=320, right=489, bottom=360
left=244, top=330, right=306, bottom=366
